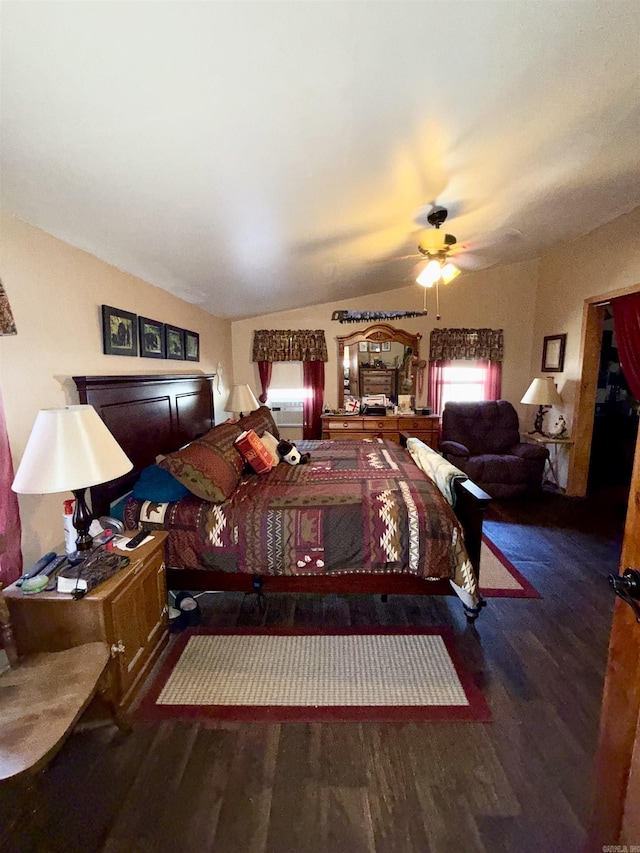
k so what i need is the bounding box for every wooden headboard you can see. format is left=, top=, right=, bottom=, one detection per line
left=73, top=373, right=216, bottom=517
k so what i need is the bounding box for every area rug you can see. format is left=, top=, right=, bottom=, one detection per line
left=479, top=535, right=541, bottom=598
left=137, top=627, right=491, bottom=723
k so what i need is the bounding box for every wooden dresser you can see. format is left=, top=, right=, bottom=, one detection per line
left=321, top=414, right=440, bottom=448
left=359, top=367, right=397, bottom=398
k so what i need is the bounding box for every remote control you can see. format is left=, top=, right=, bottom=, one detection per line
left=40, top=554, right=68, bottom=576
left=125, top=529, right=150, bottom=549
left=16, top=552, right=56, bottom=587
left=44, top=556, right=69, bottom=591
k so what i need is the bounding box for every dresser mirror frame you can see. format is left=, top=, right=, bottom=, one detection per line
left=336, top=324, right=422, bottom=409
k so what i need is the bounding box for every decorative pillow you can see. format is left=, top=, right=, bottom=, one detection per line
left=158, top=422, right=244, bottom=502
left=237, top=406, right=280, bottom=440
left=132, top=464, right=190, bottom=503
left=260, top=431, right=281, bottom=466
left=406, top=437, right=467, bottom=506
left=235, top=429, right=276, bottom=475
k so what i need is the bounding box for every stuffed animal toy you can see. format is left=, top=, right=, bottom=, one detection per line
left=277, top=439, right=310, bottom=465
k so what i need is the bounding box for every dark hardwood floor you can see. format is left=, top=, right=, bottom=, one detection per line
left=0, top=490, right=624, bottom=853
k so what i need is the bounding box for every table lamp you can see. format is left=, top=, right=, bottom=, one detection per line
left=520, top=377, right=562, bottom=435
left=226, top=384, right=260, bottom=417
left=12, top=405, right=133, bottom=552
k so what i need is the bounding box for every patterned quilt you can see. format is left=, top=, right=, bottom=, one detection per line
left=123, top=439, right=478, bottom=601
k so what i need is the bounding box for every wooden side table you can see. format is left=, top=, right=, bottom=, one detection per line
left=524, top=434, right=573, bottom=490
left=4, top=532, right=169, bottom=711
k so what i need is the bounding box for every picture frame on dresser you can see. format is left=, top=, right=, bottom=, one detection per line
left=138, top=317, right=165, bottom=359
left=165, top=325, right=185, bottom=360
left=101, top=305, right=138, bottom=357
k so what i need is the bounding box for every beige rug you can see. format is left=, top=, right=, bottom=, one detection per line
left=138, top=628, right=491, bottom=722
left=479, top=535, right=541, bottom=598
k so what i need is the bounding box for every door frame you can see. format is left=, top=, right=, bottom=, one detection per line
left=566, top=282, right=640, bottom=497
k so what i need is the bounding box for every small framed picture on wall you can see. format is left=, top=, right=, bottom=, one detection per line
left=184, top=330, right=200, bottom=362
left=166, top=325, right=185, bottom=360
left=138, top=317, right=165, bottom=359
left=102, top=305, right=138, bottom=357
left=542, top=334, right=567, bottom=372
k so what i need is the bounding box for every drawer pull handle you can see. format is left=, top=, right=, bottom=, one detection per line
left=110, top=641, right=125, bottom=657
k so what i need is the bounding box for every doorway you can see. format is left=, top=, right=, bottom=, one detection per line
left=587, top=307, right=639, bottom=516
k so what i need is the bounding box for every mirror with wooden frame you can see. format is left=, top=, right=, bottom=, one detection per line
left=336, top=324, right=422, bottom=409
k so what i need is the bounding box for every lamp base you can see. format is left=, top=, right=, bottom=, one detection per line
left=527, top=405, right=549, bottom=436
left=72, top=487, right=94, bottom=551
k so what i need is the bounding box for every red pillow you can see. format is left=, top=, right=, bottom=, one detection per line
left=235, top=429, right=275, bottom=475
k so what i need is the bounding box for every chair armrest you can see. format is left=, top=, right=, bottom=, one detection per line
left=440, top=440, right=470, bottom=460
left=510, top=442, right=549, bottom=460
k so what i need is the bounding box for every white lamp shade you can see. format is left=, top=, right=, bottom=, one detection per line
left=226, top=384, right=260, bottom=414
left=12, top=405, right=133, bottom=494
left=521, top=377, right=563, bottom=406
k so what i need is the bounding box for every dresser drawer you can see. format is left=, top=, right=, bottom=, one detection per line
left=362, top=417, right=396, bottom=432
left=398, top=416, right=439, bottom=432
left=325, top=418, right=364, bottom=432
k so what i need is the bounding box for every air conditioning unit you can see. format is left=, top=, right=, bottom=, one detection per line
left=270, top=402, right=303, bottom=428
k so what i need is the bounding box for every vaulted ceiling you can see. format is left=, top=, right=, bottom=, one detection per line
left=1, top=2, right=639, bottom=319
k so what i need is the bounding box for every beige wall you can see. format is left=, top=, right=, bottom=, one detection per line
left=0, top=213, right=233, bottom=566
left=532, top=205, right=640, bottom=486
left=232, top=257, right=540, bottom=424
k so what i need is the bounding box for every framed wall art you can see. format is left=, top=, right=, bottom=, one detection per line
left=138, top=316, right=165, bottom=359
left=541, top=334, right=567, bottom=372
left=166, top=325, right=185, bottom=360
left=184, top=330, right=200, bottom=362
left=102, top=305, right=138, bottom=357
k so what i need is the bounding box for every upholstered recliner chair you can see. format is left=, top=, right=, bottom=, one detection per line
left=440, top=400, right=549, bottom=499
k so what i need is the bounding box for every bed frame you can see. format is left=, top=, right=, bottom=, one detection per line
left=74, top=374, right=490, bottom=618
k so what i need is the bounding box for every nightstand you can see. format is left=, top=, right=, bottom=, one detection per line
left=4, top=532, right=169, bottom=711
left=524, top=434, right=573, bottom=490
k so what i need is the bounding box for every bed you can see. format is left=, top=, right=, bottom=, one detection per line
left=74, top=373, right=490, bottom=622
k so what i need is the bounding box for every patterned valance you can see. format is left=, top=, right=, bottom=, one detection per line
left=429, top=328, right=503, bottom=362
left=0, top=281, right=17, bottom=335
left=252, top=329, right=328, bottom=362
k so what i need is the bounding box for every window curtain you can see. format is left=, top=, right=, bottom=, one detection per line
left=428, top=359, right=451, bottom=418
left=0, top=388, right=22, bottom=586
left=483, top=360, right=503, bottom=401
left=611, top=292, right=640, bottom=401
left=428, top=329, right=503, bottom=416
left=257, top=361, right=272, bottom=404
left=0, top=281, right=17, bottom=336
left=252, top=330, right=328, bottom=363
left=302, top=360, right=325, bottom=440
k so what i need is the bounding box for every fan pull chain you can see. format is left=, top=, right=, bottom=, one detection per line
left=436, top=278, right=441, bottom=320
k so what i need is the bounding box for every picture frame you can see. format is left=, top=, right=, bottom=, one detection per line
left=184, top=330, right=200, bottom=362
left=138, top=316, right=165, bottom=359
left=165, top=325, right=185, bottom=360
left=101, top=305, right=138, bottom=357
left=369, top=342, right=381, bottom=353
left=358, top=341, right=369, bottom=353
left=541, top=333, right=567, bottom=372
left=381, top=341, right=391, bottom=352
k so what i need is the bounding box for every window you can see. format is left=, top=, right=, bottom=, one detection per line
left=267, top=363, right=308, bottom=427
left=440, top=361, right=488, bottom=408
left=429, top=358, right=502, bottom=415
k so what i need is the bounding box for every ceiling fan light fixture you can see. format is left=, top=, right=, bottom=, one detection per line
left=416, top=259, right=442, bottom=287
left=440, top=262, right=460, bottom=284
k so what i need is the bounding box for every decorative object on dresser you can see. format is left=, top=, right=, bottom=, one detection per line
left=3, top=532, right=169, bottom=712
left=226, top=384, right=260, bottom=417
left=520, top=376, right=563, bottom=435
left=101, top=305, right=138, bottom=356
left=11, top=406, right=133, bottom=552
